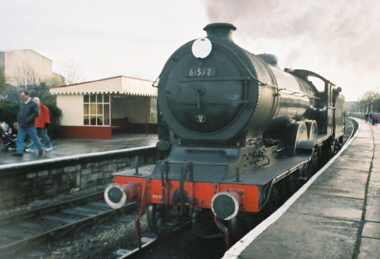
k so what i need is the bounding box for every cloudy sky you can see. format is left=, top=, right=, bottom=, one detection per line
left=1, top=0, right=379, bottom=101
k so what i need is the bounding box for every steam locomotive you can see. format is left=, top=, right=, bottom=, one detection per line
left=104, top=23, right=344, bottom=246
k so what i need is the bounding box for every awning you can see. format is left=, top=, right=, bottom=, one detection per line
left=49, top=76, right=157, bottom=97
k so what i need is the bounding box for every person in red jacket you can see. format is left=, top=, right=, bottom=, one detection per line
left=26, top=97, right=53, bottom=152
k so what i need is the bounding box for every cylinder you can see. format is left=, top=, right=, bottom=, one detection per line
left=211, top=189, right=243, bottom=220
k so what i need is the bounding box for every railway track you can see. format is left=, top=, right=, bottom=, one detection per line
left=0, top=192, right=136, bottom=257
left=344, top=118, right=358, bottom=141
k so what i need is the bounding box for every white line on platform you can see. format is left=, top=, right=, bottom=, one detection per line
left=0, top=145, right=156, bottom=170
left=222, top=120, right=359, bottom=259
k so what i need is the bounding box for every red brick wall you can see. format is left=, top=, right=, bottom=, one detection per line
left=61, top=126, right=112, bottom=139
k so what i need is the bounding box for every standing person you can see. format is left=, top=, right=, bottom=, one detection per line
left=26, top=97, right=53, bottom=152
left=12, top=91, right=43, bottom=157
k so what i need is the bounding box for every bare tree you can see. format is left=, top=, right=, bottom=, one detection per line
left=361, top=90, right=379, bottom=102
left=59, top=59, right=85, bottom=85
left=14, top=61, right=39, bottom=88
left=361, top=90, right=380, bottom=113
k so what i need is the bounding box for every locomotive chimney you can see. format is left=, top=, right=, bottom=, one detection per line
left=203, top=23, right=236, bottom=41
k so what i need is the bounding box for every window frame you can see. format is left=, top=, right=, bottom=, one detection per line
left=83, top=94, right=110, bottom=126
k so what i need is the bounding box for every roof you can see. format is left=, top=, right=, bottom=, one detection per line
left=49, top=76, right=157, bottom=97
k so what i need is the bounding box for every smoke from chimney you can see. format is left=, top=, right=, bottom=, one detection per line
left=203, top=0, right=380, bottom=101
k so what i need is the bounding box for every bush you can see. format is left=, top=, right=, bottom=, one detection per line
left=45, top=103, right=62, bottom=138
left=0, top=101, right=19, bottom=126
left=0, top=84, right=63, bottom=138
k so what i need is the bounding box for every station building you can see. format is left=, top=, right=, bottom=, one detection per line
left=49, top=76, right=157, bottom=139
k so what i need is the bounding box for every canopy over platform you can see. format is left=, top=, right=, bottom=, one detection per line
left=50, top=76, right=157, bottom=97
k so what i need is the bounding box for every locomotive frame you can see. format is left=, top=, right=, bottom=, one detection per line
left=104, top=23, right=345, bottom=248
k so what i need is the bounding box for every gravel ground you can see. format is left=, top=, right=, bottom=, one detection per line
left=10, top=208, right=152, bottom=259
left=0, top=186, right=152, bottom=259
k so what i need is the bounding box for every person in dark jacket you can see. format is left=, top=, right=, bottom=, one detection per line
left=12, top=91, right=43, bottom=157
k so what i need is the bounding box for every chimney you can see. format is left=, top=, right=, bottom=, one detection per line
left=203, top=23, right=236, bottom=41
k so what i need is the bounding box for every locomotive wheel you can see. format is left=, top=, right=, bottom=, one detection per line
left=301, top=161, right=313, bottom=181
left=147, top=204, right=159, bottom=234
left=305, top=120, right=318, bottom=139
left=312, top=153, right=321, bottom=171
left=284, top=122, right=308, bottom=156
left=305, top=147, right=321, bottom=180
left=267, top=186, right=279, bottom=214
left=286, top=172, right=300, bottom=196
left=147, top=204, right=171, bottom=236
left=261, top=185, right=279, bottom=218
left=321, top=140, right=334, bottom=164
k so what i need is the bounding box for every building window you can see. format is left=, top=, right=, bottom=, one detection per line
left=84, top=94, right=110, bottom=126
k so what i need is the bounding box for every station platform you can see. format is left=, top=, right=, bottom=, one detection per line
left=0, top=133, right=158, bottom=166
left=224, top=118, right=380, bottom=259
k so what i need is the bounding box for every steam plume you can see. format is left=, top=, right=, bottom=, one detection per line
left=204, top=0, right=380, bottom=100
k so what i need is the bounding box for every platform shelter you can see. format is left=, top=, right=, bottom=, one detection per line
left=49, top=76, right=157, bottom=139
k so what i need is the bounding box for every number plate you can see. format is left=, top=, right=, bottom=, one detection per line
left=188, top=67, right=216, bottom=77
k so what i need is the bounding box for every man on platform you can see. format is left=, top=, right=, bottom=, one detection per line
left=12, top=91, right=43, bottom=157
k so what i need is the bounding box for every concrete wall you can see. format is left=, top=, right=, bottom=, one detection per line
left=0, top=147, right=163, bottom=210
left=57, top=95, right=84, bottom=126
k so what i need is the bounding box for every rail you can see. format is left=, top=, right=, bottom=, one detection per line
left=0, top=192, right=137, bottom=256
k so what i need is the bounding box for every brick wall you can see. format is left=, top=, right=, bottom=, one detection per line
left=0, top=147, right=163, bottom=210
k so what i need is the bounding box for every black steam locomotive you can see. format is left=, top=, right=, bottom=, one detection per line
left=105, top=23, right=345, bottom=247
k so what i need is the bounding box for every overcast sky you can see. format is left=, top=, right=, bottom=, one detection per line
left=1, top=0, right=379, bottom=101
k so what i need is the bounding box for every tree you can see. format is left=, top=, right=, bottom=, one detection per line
left=46, top=74, right=65, bottom=87
left=0, top=70, right=7, bottom=97
left=14, top=61, right=39, bottom=88
left=0, top=101, right=18, bottom=124
left=3, top=85, right=19, bottom=102
left=360, top=90, right=380, bottom=113
left=28, top=83, right=56, bottom=104
left=59, top=59, right=85, bottom=85
left=360, top=90, right=378, bottom=102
